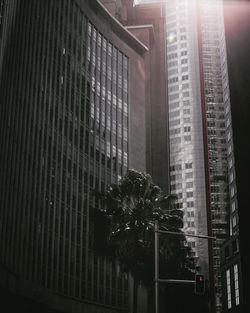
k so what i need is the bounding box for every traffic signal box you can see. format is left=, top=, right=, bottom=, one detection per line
left=195, top=274, right=205, bottom=295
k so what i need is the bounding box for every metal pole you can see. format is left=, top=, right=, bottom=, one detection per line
left=157, top=229, right=216, bottom=241
left=154, top=220, right=159, bottom=313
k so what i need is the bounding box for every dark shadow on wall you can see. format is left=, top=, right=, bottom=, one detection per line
left=0, top=288, right=67, bottom=313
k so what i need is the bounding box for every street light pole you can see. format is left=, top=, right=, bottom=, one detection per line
left=154, top=220, right=159, bottom=313
left=154, top=225, right=216, bottom=313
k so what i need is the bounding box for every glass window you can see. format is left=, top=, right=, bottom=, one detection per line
left=183, top=108, right=190, bottom=115
left=229, top=158, right=233, bottom=168
left=185, top=172, right=193, bottom=179
left=168, top=53, right=178, bottom=60
left=169, top=77, right=179, bottom=84
left=168, top=68, right=178, bottom=76
left=226, top=269, right=232, bottom=309
left=182, top=82, right=189, bottom=89
left=234, top=264, right=240, bottom=306
left=185, top=162, right=192, bottom=169
left=230, top=186, right=235, bottom=198
left=231, top=201, right=236, bottom=212
left=187, top=201, right=194, bottom=208
left=169, top=85, right=179, bottom=93
left=184, top=117, right=190, bottom=123
left=186, top=182, right=193, bottom=188
left=170, top=128, right=181, bottom=135
left=170, top=137, right=181, bottom=144
left=169, top=119, right=180, bottom=127
left=169, top=110, right=180, bottom=118
left=183, top=100, right=190, bottom=106
left=183, top=91, right=190, bottom=97
left=229, top=172, right=234, bottom=183
left=168, top=60, right=178, bottom=68
left=184, top=135, right=191, bottom=141
left=169, top=93, right=179, bottom=101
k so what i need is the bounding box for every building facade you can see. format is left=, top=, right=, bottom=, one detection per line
left=106, top=1, right=239, bottom=312
left=0, top=0, right=149, bottom=312
left=220, top=1, right=250, bottom=312
left=166, top=0, right=209, bottom=277
left=164, top=0, right=236, bottom=312
left=221, top=237, right=242, bottom=313
left=101, top=0, right=169, bottom=193
left=116, top=1, right=242, bottom=313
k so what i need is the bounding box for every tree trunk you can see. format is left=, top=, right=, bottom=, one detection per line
left=133, top=274, right=138, bottom=313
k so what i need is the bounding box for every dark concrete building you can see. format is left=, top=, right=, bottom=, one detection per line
left=221, top=1, right=250, bottom=312
left=221, top=237, right=242, bottom=313
left=0, top=0, right=157, bottom=312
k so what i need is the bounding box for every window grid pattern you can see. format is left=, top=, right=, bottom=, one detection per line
left=200, top=1, right=234, bottom=310
left=166, top=0, right=209, bottom=266
left=0, top=0, right=129, bottom=309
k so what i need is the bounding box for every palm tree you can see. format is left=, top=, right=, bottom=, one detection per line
left=93, top=169, right=194, bottom=313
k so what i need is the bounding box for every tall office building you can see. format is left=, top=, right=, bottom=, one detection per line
left=106, top=1, right=237, bottom=312
left=0, top=0, right=153, bottom=312
left=165, top=0, right=235, bottom=312
left=106, top=1, right=240, bottom=312
left=129, top=0, right=236, bottom=312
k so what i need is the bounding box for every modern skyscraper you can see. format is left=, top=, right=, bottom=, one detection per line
left=0, top=0, right=155, bottom=312
left=166, top=0, right=209, bottom=277
left=1, top=1, right=243, bottom=313
left=165, top=0, right=236, bottom=312
left=105, top=1, right=239, bottom=312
